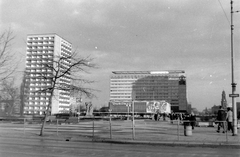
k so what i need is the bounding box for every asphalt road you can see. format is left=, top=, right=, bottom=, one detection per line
left=0, top=136, right=239, bottom=157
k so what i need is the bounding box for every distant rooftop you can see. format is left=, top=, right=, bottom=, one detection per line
left=112, top=70, right=185, bottom=75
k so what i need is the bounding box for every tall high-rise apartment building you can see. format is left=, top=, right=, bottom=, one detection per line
left=24, top=34, right=72, bottom=115
left=110, top=70, right=188, bottom=112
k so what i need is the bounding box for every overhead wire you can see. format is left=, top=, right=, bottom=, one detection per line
left=217, top=0, right=231, bottom=26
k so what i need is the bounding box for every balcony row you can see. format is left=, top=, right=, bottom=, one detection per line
left=27, top=100, right=50, bottom=103
left=61, top=44, right=71, bottom=50
left=24, top=108, right=48, bottom=111
left=27, top=45, right=54, bottom=49
left=26, top=60, right=53, bottom=64
left=24, top=103, right=49, bottom=107
left=26, top=56, right=53, bottom=59
left=61, top=49, right=71, bottom=56
left=26, top=92, right=51, bottom=96
left=30, top=83, right=51, bottom=89
left=27, top=50, right=54, bottom=54
left=27, top=37, right=54, bottom=41
left=26, top=60, right=70, bottom=65
left=27, top=42, right=54, bottom=45
left=25, top=69, right=53, bottom=73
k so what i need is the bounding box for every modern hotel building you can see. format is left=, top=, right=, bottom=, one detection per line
left=24, top=34, right=72, bottom=115
left=110, top=71, right=188, bottom=112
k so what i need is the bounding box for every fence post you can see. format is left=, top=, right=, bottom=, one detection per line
left=225, top=121, right=228, bottom=143
left=132, top=101, right=135, bottom=140
left=92, top=116, right=95, bottom=141
left=177, top=119, right=180, bottom=141
left=109, top=110, right=112, bottom=139
left=23, top=118, right=25, bottom=135
left=57, top=119, right=58, bottom=136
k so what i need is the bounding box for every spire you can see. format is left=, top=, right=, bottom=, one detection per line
left=221, top=90, right=227, bottom=109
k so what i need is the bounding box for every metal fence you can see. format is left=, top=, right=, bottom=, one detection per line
left=0, top=116, right=239, bottom=143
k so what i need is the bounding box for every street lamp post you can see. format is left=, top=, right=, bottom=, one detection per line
left=131, top=90, right=135, bottom=140
left=230, top=0, right=239, bottom=136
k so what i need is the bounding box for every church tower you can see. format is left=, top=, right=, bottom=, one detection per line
left=221, top=90, right=227, bottom=109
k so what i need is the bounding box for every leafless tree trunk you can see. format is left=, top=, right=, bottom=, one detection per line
left=39, top=89, right=54, bottom=136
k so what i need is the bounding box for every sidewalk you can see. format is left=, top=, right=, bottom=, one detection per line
left=89, top=120, right=240, bottom=148
left=0, top=120, right=239, bottom=148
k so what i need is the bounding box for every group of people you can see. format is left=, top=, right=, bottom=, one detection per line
left=216, top=106, right=234, bottom=135
left=169, top=112, right=196, bottom=130
left=154, top=112, right=167, bottom=121
left=153, top=106, right=234, bottom=135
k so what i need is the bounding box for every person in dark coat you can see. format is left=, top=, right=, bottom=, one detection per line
left=216, top=106, right=226, bottom=133
left=154, top=113, right=158, bottom=121
left=189, top=112, right=196, bottom=130
left=169, top=112, right=174, bottom=124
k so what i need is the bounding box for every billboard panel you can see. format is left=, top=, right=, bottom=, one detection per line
left=146, top=101, right=171, bottom=114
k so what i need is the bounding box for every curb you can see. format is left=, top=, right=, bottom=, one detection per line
left=1, top=133, right=239, bottom=149
left=91, top=138, right=240, bottom=149
left=1, top=127, right=240, bottom=149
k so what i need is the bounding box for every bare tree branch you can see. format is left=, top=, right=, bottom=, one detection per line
left=0, top=78, right=20, bottom=116
left=0, top=28, right=18, bottom=80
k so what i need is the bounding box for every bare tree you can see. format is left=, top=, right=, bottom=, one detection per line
left=26, top=51, right=97, bottom=136
left=0, top=79, right=20, bottom=116
left=0, top=29, right=16, bottom=80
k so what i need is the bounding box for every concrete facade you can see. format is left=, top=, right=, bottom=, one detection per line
left=24, top=34, right=72, bottom=115
left=109, top=70, right=188, bottom=112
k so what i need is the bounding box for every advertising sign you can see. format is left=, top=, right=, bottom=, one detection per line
left=146, top=101, right=171, bottom=114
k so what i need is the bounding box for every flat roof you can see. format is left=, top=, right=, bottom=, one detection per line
left=112, top=70, right=185, bottom=75
left=27, top=33, right=72, bottom=44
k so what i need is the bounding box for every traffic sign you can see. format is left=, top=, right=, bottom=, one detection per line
left=229, top=94, right=239, bottom=97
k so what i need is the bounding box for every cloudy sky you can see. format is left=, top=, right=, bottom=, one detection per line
left=1, top=0, right=240, bottom=111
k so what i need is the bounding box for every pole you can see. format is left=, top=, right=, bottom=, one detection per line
left=57, top=119, right=58, bottom=136
left=78, top=104, right=80, bottom=123
left=230, top=0, right=238, bottom=136
left=177, top=118, right=179, bottom=141
left=24, top=118, right=25, bottom=135
left=225, top=121, right=228, bottom=142
left=92, top=117, right=95, bottom=140
left=132, top=101, right=135, bottom=140
left=109, top=109, right=112, bottom=139
left=127, top=104, right=129, bottom=120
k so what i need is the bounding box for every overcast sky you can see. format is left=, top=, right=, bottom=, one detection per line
left=1, top=0, right=240, bottom=111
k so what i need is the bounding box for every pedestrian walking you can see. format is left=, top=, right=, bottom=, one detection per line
left=216, top=106, right=226, bottom=133
left=163, top=113, right=166, bottom=121
left=179, top=113, right=183, bottom=121
left=169, top=112, right=173, bottom=124
left=154, top=113, right=158, bottom=121
left=226, top=107, right=233, bottom=135
left=157, top=112, right=161, bottom=121
left=190, top=112, right=196, bottom=130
